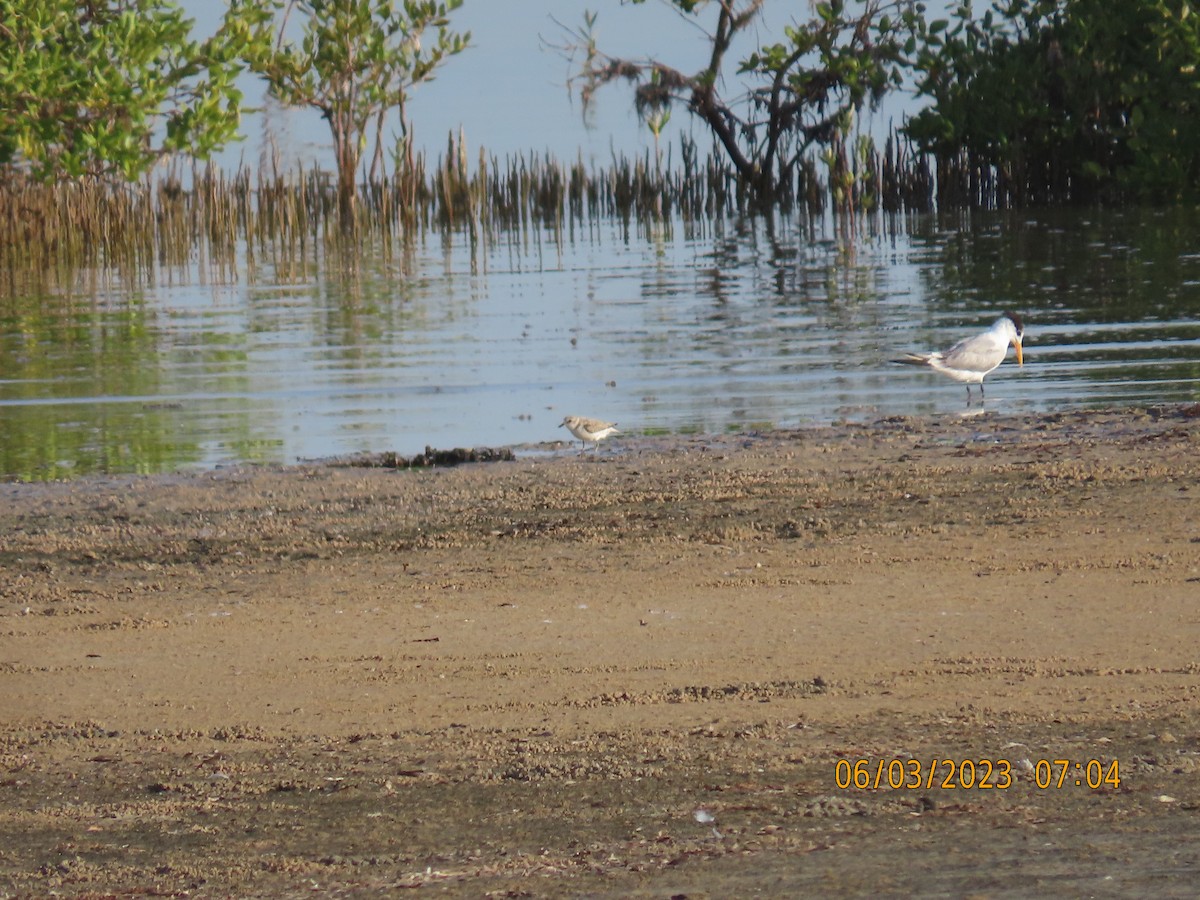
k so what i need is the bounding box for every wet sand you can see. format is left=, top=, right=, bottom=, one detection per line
left=2, top=407, right=1199, bottom=897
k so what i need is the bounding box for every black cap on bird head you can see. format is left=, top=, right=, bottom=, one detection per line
left=1002, top=311, right=1024, bottom=338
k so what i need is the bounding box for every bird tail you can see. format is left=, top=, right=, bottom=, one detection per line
left=891, top=353, right=933, bottom=367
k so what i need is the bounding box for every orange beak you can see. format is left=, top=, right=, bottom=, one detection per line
left=1014, top=339, right=1023, bottom=367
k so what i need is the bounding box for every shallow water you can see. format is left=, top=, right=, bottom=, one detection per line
left=2, top=207, right=1198, bottom=479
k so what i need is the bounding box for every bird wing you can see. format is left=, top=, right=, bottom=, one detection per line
left=938, top=332, right=1005, bottom=374
left=578, top=417, right=616, bottom=431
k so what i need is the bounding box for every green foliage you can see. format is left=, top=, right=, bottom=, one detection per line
left=0, top=0, right=256, bottom=182
left=906, top=0, right=1200, bottom=202
left=233, top=0, right=470, bottom=217
left=568, top=1, right=921, bottom=206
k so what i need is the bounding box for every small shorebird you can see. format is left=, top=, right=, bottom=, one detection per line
left=893, top=312, right=1024, bottom=403
left=560, top=415, right=620, bottom=453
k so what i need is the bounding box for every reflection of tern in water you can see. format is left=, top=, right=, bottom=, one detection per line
left=560, top=415, right=620, bottom=453
left=893, top=312, right=1024, bottom=404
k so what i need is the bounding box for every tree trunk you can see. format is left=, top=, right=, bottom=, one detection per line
left=330, top=113, right=360, bottom=232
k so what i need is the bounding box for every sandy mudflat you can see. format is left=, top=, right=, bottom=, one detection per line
left=2, top=407, right=1199, bottom=897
